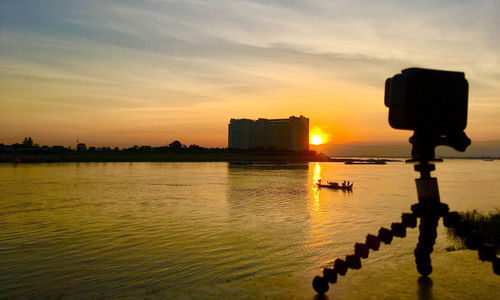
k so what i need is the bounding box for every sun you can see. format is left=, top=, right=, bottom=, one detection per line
left=310, top=135, right=323, bottom=145
left=309, top=126, right=330, bottom=145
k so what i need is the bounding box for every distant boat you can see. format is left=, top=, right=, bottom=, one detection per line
left=316, top=179, right=353, bottom=191
left=345, top=160, right=387, bottom=165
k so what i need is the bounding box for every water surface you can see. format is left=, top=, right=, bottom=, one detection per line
left=1, top=161, right=499, bottom=298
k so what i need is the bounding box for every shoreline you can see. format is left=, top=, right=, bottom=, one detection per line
left=0, top=152, right=331, bottom=163
left=1, top=152, right=496, bottom=164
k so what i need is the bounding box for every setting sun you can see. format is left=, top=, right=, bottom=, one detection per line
left=310, top=135, right=323, bottom=145
left=309, top=126, right=330, bottom=145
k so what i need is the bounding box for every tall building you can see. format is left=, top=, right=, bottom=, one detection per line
left=228, top=116, right=309, bottom=151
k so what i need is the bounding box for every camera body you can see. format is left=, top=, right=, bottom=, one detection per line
left=384, top=68, right=468, bottom=134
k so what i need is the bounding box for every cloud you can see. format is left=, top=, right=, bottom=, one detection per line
left=1, top=0, right=499, bottom=145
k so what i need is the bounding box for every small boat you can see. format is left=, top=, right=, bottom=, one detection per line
left=345, top=160, right=387, bottom=165
left=316, top=179, right=353, bottom=191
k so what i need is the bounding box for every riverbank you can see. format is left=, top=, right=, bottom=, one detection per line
left=0, top=151, right=330, bottom=163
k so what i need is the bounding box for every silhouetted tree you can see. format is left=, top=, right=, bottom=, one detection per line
left=22, top=137, right=33, bottom=147
left=169, top=140, right=183, bottom=151
left=188, top=144, right=201, bottom=149
left=51, top=146, right=66, bottom=153
left=139, top=146, right=152, bottom=152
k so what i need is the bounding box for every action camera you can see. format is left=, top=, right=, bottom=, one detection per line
left=384, top=68, right=468, bottom=134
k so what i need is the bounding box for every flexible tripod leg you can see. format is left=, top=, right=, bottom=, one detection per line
left=415, top=213, right=439, bottom=275
left=413, top=174, right=441, bottom=276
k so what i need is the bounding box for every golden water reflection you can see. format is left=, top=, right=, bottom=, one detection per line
left=308, top=163, right=331, bottom=266
left=312, top=163, right=321, bottom=212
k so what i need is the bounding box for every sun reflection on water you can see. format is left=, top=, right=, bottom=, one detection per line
left=312, top=163, right=321, bottom=212
left=313, top=163, right=321, bottom=183
left=308, top=162, right=332, bottom=266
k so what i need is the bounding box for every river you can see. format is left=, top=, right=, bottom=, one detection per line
left=0, top=161, right=498, bottom=298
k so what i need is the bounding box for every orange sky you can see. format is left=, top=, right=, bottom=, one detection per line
left=1, top=1, right=499, bottom=147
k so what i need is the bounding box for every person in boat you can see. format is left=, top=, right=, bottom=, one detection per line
left=342, top=180, right=346, bottom=187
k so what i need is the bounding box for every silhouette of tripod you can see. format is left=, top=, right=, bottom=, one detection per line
left=407, top=131, right=470, bottom=275
left=313, top=124, right=498, bottom=296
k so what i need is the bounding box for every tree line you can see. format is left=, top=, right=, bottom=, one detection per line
left=1, top=137, right=318, bottom=155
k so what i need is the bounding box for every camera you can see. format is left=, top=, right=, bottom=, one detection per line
left=384, top=67, right=469, bottom=134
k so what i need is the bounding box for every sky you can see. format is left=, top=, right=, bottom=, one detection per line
left=1, top=0, right=499, bottom=148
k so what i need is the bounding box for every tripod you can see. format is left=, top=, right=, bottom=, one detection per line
left=312, top=130, right=498, bottom=295
left=407, top=131, right=462, bottom=276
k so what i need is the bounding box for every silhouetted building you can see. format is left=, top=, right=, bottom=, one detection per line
left=76, top=143, right=87, bottom=152
left=228, top=116, right=309, bottom=151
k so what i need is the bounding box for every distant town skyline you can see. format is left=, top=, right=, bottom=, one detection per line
left=3, top=135, right=499, bottom=158
left=1, top=1, right=499, bottom=147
